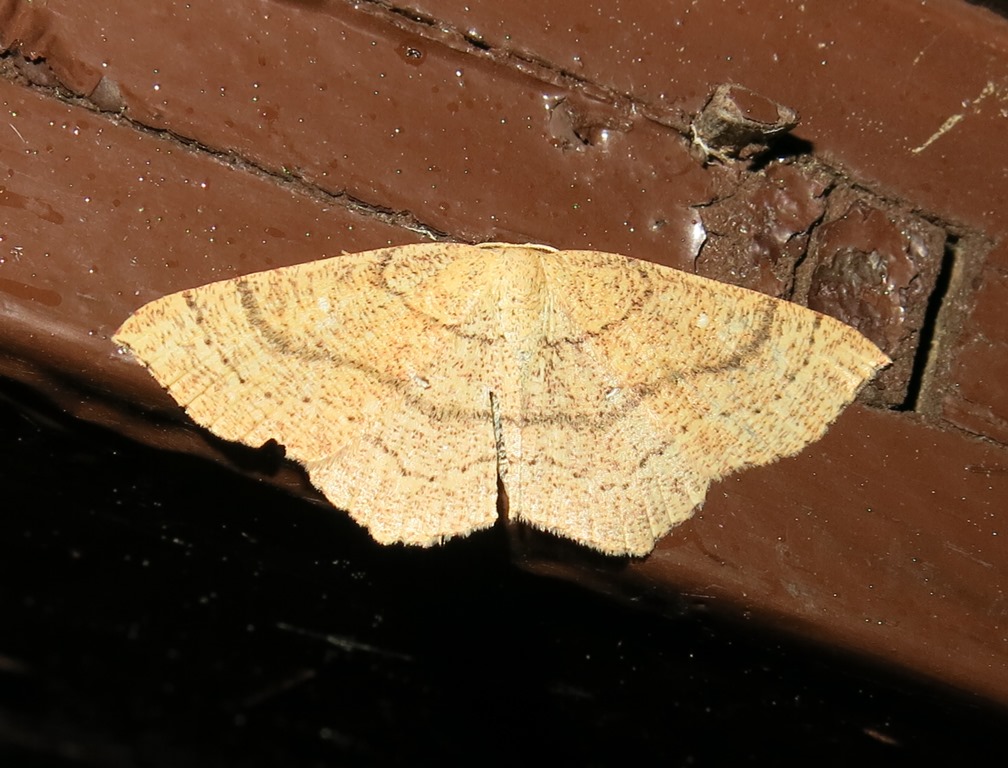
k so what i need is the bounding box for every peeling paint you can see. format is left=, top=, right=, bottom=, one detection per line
left=911, top=80, right=1002, bottom=154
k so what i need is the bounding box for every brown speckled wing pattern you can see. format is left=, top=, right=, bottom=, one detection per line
left=113, top=243, right=889, bottom=555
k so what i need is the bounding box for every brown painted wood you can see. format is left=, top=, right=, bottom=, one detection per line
left=1, top=0, right=1006, bottom=709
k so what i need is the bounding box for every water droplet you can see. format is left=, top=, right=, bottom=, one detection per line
left=399, top=42, right=425, bottom=66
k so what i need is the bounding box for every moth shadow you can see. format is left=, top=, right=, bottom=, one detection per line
left=200, top=432, right=289, bottom=477
left=504, top=519, right=635, bottom=572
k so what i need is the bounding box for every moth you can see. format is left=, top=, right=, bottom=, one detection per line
left=114, top=243, right=888, bottom=555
